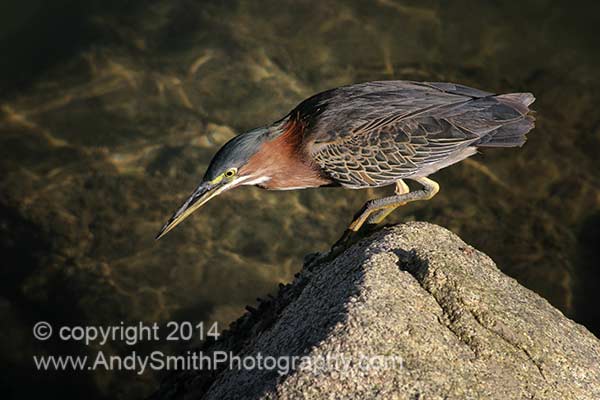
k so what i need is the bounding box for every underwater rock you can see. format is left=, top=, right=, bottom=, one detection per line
left=151, top=222, right=600, bottom=400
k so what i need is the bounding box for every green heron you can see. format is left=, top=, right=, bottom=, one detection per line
left=156, top=80, right=534, bottom=240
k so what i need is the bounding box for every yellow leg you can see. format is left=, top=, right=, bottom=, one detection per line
left=347, top=177, right=440, bottom=232
left=367, top=180, right=410, bottom=225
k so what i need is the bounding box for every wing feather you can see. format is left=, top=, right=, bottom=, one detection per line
left=286, top=81, right=532, bottom=187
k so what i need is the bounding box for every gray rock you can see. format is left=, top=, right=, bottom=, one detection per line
left=152, top=222, right=600, bottom=400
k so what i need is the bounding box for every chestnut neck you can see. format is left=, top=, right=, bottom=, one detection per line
left=239, top=119, right=332, bottom=190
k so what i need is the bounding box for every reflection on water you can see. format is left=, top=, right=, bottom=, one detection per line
left=1, top=0, right=599, bottom=398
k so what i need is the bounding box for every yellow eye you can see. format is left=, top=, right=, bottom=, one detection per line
left=224, top=168, right=237, bottom=178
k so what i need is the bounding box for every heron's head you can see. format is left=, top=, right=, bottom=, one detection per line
left=155, top=128, right=272, bottom=239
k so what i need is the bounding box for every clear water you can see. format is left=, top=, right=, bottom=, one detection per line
left=1, top=1, right=599, bottom=398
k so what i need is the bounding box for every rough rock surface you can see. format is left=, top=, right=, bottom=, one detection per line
left=152, top=222, right=600, bottom=400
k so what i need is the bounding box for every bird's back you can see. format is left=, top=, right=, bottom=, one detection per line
left=287, top=81, right=534, bottom=188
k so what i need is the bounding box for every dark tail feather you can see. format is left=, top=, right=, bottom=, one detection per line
left=476, top=92, right=535, bottom=148
left=496, top=92, right=535, bottom=113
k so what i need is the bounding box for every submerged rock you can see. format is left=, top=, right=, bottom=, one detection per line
left=151, top=222, right=600, bottom=400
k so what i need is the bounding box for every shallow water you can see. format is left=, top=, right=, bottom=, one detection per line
left=1, top=1, right=599, bottom=398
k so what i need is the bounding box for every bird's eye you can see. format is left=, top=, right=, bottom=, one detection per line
left=224, top=168, right=237, bottom=178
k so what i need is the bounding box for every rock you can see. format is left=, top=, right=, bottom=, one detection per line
left=152, top=222, right=600, bottom=399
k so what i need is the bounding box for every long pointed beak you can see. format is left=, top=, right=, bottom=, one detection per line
left=155, top=181, right=226, bottom=240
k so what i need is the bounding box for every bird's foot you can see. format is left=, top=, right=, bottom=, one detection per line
left=330, top=223, right=379, bottom=256
left=305, top=223, right=385, bottom=269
